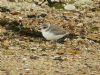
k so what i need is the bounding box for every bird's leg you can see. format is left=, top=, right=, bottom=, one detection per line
left=50, top=40, right=57, bottom=44
left=57, top=39, right=65, bottom=44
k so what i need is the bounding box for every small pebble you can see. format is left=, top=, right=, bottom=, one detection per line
left=23, top=64, right=30, bottom=70
left=64, top=4, right=76, bottom=11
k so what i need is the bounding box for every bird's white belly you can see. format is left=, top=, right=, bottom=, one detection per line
left=42, top=31, right=65, bottom=40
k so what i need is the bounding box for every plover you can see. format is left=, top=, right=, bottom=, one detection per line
left=40, top=23, right=68, bottom=41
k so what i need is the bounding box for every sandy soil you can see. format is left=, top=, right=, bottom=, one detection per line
left=0, top=0, right=100, bottom=75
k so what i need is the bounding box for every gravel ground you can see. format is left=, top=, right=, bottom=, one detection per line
left=0, top=0, right=100, bottom=75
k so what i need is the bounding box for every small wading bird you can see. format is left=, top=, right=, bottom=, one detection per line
left=40, top=23, right=69, bottom=42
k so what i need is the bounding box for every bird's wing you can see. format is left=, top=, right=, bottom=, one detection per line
left=50, top=25, right=67, bottom=35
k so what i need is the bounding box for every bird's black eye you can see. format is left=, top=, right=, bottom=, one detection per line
left=43, top=26, right=47, bottom=29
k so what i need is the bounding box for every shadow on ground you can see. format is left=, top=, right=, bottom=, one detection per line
left=0, top=18, right=43, bottom=38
